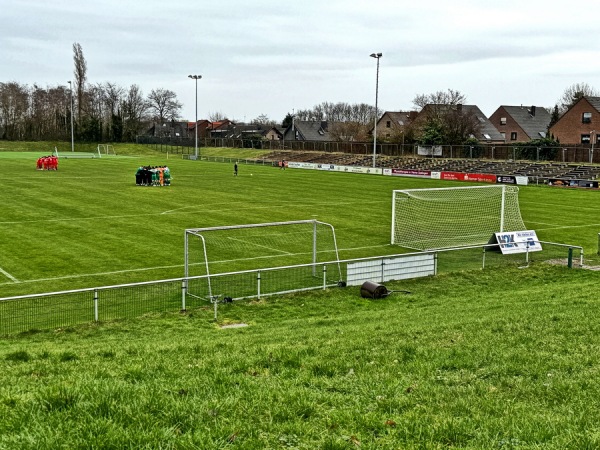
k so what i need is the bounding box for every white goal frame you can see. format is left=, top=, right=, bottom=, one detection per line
left=391, top=185, right=526, bottom=251
left=184, top=219, right=342, bottom=302
left=53, top=146, right=101, bottom=159
left=98, top=144, right=116, bottom=155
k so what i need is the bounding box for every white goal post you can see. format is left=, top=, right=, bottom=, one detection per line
left=391, top=185, right=526, bottom=250
left=184, top=219, right=342, bottom=302
left=98, top=144, right=116, bottom=155
left=53, top=146, right=101, bottom=158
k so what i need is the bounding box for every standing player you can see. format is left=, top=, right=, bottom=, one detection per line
left=234, top=162, right=238, bottom=176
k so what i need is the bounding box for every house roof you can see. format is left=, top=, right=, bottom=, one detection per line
left=501, top=105, right=551, bottom=139
left=585, top=96, right=600, bottom=111
left=285, top=121, right=330, bottom=141
left=419, top=104, right=504, bottom=142
left=380, top=111, right=416, bottom=126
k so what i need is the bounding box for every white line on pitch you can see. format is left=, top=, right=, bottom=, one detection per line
left=0, top=266, right=19, bottom=283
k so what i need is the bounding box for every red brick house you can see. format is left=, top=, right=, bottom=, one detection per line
left=488, top=105, right=551, bottom=143
left=373, top=111, right=417, bottom=142
left=549, top=97, right=600, bottom=144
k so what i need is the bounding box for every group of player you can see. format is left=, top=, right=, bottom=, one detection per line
left=36, top=155, right=59, bottom=170
left=135, top=166, right=171, bottom=186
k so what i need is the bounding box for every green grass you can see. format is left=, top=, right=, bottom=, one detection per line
left=2, top=266, right=600, bottom=448
left=0, top=146, right=598, bottom=299
left=1, top=146, right=600, bottom=448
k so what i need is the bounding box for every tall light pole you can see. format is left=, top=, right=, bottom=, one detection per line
left=188, top=75, right=202, bottom=160
left=67, top=80, right=74, bottom=152
left=370, top=52, right=382, bottom=168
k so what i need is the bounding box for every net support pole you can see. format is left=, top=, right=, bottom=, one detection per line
left=500, top=185, right=506, bottom=232
left=312, top=220, right=317, bottom=277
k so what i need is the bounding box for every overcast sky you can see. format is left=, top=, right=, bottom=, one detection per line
left=3, top=0, right=600, bottom=123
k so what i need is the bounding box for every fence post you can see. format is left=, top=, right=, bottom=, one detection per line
left=482, top=246, right=486, bottom=270
left=567, top=247, right=573, bottom=269
left=322, top=264, right=327, bottom=290
left=94, top=289, right=99, bottom=322
left=181, top=279, right=186, bottom=311
left=257, top=271, right=261, bottom=299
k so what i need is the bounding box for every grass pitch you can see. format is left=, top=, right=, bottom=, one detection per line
left=1, top=147, right=600, bottom=448
left=1, top=148, right=598, bottom=298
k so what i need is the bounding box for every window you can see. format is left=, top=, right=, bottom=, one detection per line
left=500, top=132, right=506, bottom=139
left=386, top=121, right=391, bottom=128
left=483, top=133, right=491, bottom=140
left=581, top=134, right=591, bottom=144
left=510, top=132, right=517, bottom=141
left=500, top=117, right=507, bottom=125
left=386, top=133, right=390, bottom=138
left=582, top=112, right=592, bottom=123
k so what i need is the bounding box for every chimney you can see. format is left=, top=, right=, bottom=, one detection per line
left=530, top=105, right=536, bottom=117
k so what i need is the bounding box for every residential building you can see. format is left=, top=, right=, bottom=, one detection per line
left=373, top=111, right=417, bottom=142
left=282, top=121, right=331, bottom=141
left=412, top=104, right=504, bottom=143
left=489, top=105, right=551, bottom=143
left=549, top=96, right=600, bottom=145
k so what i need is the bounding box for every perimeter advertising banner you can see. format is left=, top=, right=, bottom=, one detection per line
left=432, top=171, right=497, bottom=183
left=385, top=168, right=432, bottom=178
left=496, top=175, right=528, bottom=186
left=287, top=162, right=382, bottom=175
left=548, top=178, right=599, bottom=189
left=492, top=230, right=542, bottom=255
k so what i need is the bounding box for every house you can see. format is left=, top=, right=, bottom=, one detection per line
left=147, top=121, right=191, bottom=138
left=549, top=96, right=600, bottom=145
left=207, top=119, right=235, bottom=138
left=187, top=119, right=210, bottom=138
left=488, top=105, right=551, bottom=143
left=282, top=121, right=331, bottom=141
left=264, top=127, right=285, bottom=140
left=412, top=104, right=504, bottom=143
left=373, top=111, right=418, bottom=142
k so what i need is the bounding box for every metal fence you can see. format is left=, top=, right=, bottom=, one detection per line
left=0, top=242, right=584, bottom=335
left=137, top=134, right=600, bottom=165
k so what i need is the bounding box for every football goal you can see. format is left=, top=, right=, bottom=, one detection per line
left=53, top=146, right=101, bottom=159
left=391, top=185, right=526, bottom=250
left=98, top=144, right=116, bottom=156
left=184, top=220, right=342, bottom=302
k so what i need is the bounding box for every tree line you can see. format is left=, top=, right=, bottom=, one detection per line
left=0, top=43, right=182, bottom=142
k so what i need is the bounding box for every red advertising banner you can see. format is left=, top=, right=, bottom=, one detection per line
left=440, top=172, right=497, bottom=183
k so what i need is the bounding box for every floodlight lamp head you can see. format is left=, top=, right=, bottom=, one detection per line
left=370, top=52, right=382, bottom=58
left=188, top=75, right=202, bottom=80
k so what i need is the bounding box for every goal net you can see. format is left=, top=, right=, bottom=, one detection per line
left=53, top=147, right=102, bottom=159
left=391, top=185, right=526, bottom=250
left=184, top=220, right=342, bottom=301
left=98, top=144, right=116, bottom=155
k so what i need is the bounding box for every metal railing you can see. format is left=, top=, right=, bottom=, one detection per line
left=0, top=241, right=584, bottom=335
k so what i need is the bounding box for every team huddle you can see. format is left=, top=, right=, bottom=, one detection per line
left=36, top=155, right=58, bottom=170
left=135, top=166, right=171, bottom=186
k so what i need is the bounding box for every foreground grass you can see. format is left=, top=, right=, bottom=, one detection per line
left=1, top=264, right=599, bottom=449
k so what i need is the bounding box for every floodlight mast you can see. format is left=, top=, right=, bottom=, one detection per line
left=370, top=52, right=382, bottom=168
left=188, top=75, right=202, bottom=159
left=68, top=80, right=74, bottom=152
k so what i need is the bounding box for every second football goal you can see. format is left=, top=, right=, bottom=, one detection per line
left=391, top=185, right=526, bottom=250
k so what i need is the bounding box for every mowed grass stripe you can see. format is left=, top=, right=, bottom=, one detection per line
left=1, top=153, right=599, bottom=297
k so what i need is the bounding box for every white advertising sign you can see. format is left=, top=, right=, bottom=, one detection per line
left=494, top=230, right=542, bottom=255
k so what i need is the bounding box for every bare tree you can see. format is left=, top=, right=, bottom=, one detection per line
left=72, top=42, right=87, bottom=122
left=558, top=82, right=599, bottom=113
left=147, top=88, right=182, bottom=123
left=251, top=114, right=275, bottom=126
left=121, top=84, right=148, bottom=141
left=0, top=82, right=29, bottom=139
left=208, top=111, right=228, bottom=122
